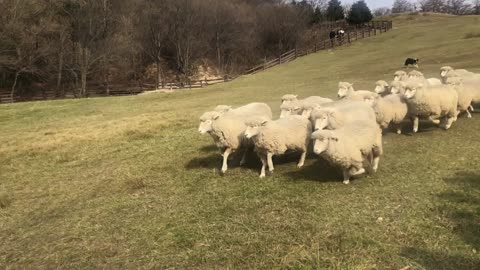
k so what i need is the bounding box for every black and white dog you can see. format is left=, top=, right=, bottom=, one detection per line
left=404, top=58, right=419, bottom=67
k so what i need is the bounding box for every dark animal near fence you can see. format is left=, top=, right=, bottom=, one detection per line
left=405, top=58, right=419, bottom=67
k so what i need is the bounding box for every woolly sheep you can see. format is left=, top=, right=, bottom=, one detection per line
left=390, top=80, right=407, bottom=95
left=310, top=100, right=376, bottom=131
left=394, top=70, right=409, bottom=81
left=311, top=120, right=383, bottom=184
left=214, top=105, right=232, bottom=113
left=198, top=102, right=273, bottom=173
left=281, top=94, right=298, bottom=105
left=337, top=82, right=378, bottom=104
left=408, top=70, right=442, bottom=86
left=244, top=115, right=312, bottom=178
left=445, top=76, right=480, bottom=118
left=372, top=94, right=409, bottom=134
left=403, top=81, right=458, bottom=133
left=280, top=96, right=333, bottom=118
left=374, top=80, right=390, bottom=96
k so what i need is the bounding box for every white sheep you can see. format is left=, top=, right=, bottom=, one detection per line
left=374, top=80, right=390, bottom=96
left=310, top=100, right=377, bottom=131
left=394, top=70, right=409, bottom=81
left=390, top=80, right=407, bottom=95
left=372, top=94, right=409, bottom=134
left=403, top=81, right=458, bottom=133
left=440, top=66, right=477, bottom=83
left=311, top=120, right=383, bottom=184
left=280, top=96, right=333, bottom=118
left=214, top=105, right=232, bottom=113
left=337, top=82, right=378, bottom=104
left=408, top=70, right=442, bottom=86
left=281, top=94, right=298, bottom=105
left=198, top=102, right=272, bottom=173
left=445, top=76, right=479, bottom=118
left=244, top=115, right=312, bottom=178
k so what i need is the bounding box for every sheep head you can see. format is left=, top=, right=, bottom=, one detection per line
left=338, top=82, right=353, bottom=98
left=244, top=120, right=268, bottom=139
left=408, top=70, right=424, bottom=79
left=198, top=111, right=221, bottom=134
left=214, top=105, right=232, bottom=113
left=394, top=70, right=407, bottom=81
left=374, top=80, right=389, bottom=94
left=390, top=81, right=406, bottom=95
left=280, top=101, right=302, bottom=118
left=311, top=130, right=337, bottom=155
left=404, top=82, right=424, bottom=99
left=440, top=66, right=454, bottom=78
left=281, top=94, right=298, bottom=104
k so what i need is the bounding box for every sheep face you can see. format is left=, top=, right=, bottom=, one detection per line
left=408, top=70, right=424, bottom=79
left=394, top=71, right=407, bottom=81
left=244, top=125, right=262, bottom=139
left=390, top=81, right=405, bottom=95
left=198, top=119, right=214, bottom=134
left=280, top=105, right=301, bottom=118
left=281, top=94, right=298, bottom=104
left=440, top=66, right=453, bottom=78
left=337, top=82, right=352, bottom=98
left=301, top=108, right=314, bottom=118
left=404, top=84, right=423, bottom=99
left=311, top=130, right=332, bottom=155
left=374, top=81, right=389, bottom=94
left=314, top=113, right=329, bottom=131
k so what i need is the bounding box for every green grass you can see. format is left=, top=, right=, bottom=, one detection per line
left=1, top=13, right=480, bottom=269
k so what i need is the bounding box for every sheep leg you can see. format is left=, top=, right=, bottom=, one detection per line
left=444, top=117, right=455, bottom=130
left=428, top=116, right=440, bottom=125
left=395, top=123, right=402, bottom=134
left=469, top=105, right=474, bottom=112
left=372, top=156, right=380, bottom=172
left=267, top=152, right=274, bottom=173
left=259, top=155, right=267, bottom=178
left=297, top=151, right=306, bottom=168
left=466, top=109, right=472, bottom=119
left=221, top=148, right=232, bottom=173
left=412, top=117, right=419, bottom=133
left=342, top=170, right=350, bottom=185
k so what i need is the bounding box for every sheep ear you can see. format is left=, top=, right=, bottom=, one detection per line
left=261, top=120, right=269, bottom=126
left=294, top=95, right=298, bottom=98
left=330, top=136, right=339, bottom=142
left=213, top=114, right=220, bottom=120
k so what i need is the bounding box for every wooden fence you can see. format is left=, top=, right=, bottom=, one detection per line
left=1, top=20, right=392, bottom=103
left=245, top=20, right=393, bottom=75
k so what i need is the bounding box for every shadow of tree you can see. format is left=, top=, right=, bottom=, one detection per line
left=402, top=171, right=480, bottom=269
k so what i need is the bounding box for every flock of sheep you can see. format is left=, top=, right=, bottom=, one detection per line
left=197, top=66, right=480, bottom=184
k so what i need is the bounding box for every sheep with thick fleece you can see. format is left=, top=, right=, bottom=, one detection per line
left=244, top=116, right=312, bottom=178
left=403, top=81, right=458, bottom=133
left=337, top=82, right=378, bottom=103
left=440, top=66, right=478, bottom=83
left=394, top=70, right=409, bottom=81
left=280, top=96, right=333, bottom=118
left=408, top=70, right=442, bottom=86
left=281, top=94, right=298, bottom=105
left=372, top=94, right=409, bottom=134
left=198, top=102, right=272, bottom=173
left=311, top=120, right=383, bottom=184
left=374, top=80, right=390, bottom=96
left=310, top=100, right=376, bottom=131
left=445, top=76, right=480, bottom=118
left=390, top=80, right=407, bottom=95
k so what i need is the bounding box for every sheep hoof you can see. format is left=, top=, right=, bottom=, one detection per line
left=467, top=114, right=472, bottom=119
left=396, top=129, right=402, bottom=135
left=432, top=120, right=440, bottom=125
left=259, top=174, right=265, bottom=178
left=343, top=180, right=350, bottom=185
left=444, top=125, right=451, bottom=130
left=413, top=128, right=418, bottom=133
left=297, top=163, right=304, bottom=168
left=240, top=160, right=246, bottom=166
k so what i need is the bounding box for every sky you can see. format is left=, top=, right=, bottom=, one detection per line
left=349, top=0, right=395, bottom=9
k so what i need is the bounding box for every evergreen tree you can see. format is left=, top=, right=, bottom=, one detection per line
left=347, top=0, right=373, bottom=24
left=326, top=0, right=345, bottom=21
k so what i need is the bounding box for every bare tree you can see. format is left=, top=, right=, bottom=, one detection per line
left=392, top=0, right=414, bottom=13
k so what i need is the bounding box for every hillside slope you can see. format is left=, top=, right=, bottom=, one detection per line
left=1, top=13, right=480, bottom=269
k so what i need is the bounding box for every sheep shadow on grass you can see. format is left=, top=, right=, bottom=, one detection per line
left=285, top=158, right=344, bottom=183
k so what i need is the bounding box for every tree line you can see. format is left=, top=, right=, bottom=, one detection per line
left=0, top=0, right=379, bottom=100
left=378, top=0, right=480, bottom=16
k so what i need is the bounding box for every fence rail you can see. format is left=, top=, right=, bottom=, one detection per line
left=1, top=20, right=392, bottom=103
left=245, top=20, right=393, bottom=75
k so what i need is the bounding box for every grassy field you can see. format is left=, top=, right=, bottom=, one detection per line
left=1, top=13, right=480, bottom=269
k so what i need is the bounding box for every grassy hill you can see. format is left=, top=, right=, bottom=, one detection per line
left=1, top=13, right=479, bottom=269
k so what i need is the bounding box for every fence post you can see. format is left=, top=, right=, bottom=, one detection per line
left=295, top=46, right=297, bottom=59
left=347, top=32, right=350, bottom=43
left=279, top=51, right=282, bottom=64
left=263, top=57, right=266, bottom=71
